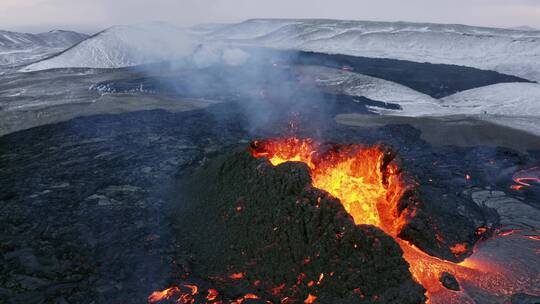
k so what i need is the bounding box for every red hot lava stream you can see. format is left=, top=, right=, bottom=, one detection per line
left=511, top=167, right=540, bottom=191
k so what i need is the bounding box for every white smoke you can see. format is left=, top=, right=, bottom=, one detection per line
left=192, top=44, right=250, bottom=67
left=222, top=48, right=250, bottom=66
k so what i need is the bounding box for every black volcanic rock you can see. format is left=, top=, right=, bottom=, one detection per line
left=351, top=144, right=493, bottom=263
left=439, top=272, right=460, bottom=291
left=397, top=190, right=473, bottom=262
left=509, top=293, right=540, bottom=304
left=395, top=182, right=497, bottom=262
left=174, top=150, right=426, bottom=304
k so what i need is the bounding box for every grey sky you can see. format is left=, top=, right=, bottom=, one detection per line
left=1, top=0, right=539, bottom=34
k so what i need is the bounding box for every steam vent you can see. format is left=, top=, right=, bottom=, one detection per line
left=167, top=138, right=493, bottom=303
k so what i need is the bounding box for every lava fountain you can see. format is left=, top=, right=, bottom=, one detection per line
left=250, top=137, right=406, bottom=234
left=250, top=137, right=536, bottom=304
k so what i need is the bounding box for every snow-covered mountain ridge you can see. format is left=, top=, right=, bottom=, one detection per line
left=21, top=19, right=540, bottom=83
left=0, top=29, right=87, bottom=49
left=23, top=23, right=197, bottom=71
left=205, top=19, right=540, bottom=82
left=0, top=30, right=88, bottom=68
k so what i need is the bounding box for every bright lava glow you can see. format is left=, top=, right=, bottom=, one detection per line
left=250, top=137, right=537, bottom=304
left=512, top=167, right=540, bottom=190
left=251, top=137, right=397, bottom=228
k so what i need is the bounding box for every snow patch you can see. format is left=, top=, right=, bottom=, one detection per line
left=368, top=82, right=540, bottom=136
left=441, top=83, right=540, bottom=117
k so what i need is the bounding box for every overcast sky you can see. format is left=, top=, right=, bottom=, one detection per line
left=1, top=0, right=539, bottom=34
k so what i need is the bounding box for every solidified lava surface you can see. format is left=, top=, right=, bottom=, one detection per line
left=174, top=149, right=426, bottom=303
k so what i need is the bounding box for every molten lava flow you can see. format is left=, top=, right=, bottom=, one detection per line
left=251, top=137, right=402, bottom=229
left=250, top=137, right=536, bottom=303
left=148, top=283, right=265, bottom=304
left=512, top=167, right=540, bottom=190
left=148, top=287, right=181, bottom=303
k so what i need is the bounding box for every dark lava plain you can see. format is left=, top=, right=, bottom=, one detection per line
left=0, top=50, right=539, bottom=303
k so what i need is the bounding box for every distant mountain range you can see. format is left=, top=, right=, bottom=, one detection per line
left=0, top=30, right=88, bottom=69
left=509, top=25, right=538, bottom=31
left=203, top=19, right=540, bottom=82
left=15, top=19, right=540, bottom=83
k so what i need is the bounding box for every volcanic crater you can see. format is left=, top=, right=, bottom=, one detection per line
left=162, top=137, right=500, bottom=304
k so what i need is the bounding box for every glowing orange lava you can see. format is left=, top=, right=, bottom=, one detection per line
left=512, top=166, right=540, bottom=190
left=148, top=287, right=181, bottom=303
left=250, top=137, right=534, bottom=303
left=148, top=284, right=265, bottom=304
left=250, top=137, right=406, bottom=232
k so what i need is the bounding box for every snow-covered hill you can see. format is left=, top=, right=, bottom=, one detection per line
left=441, top=82, right=540, bottom=116
left=22, top=19, right=540, bottom=82
left=23, top=23, right=197, bottom=71
left=441, top=83, right=540, bottom=136
left=0, top=30, right=87, bottom=68
left=368, top=82, right=540, bottom=136
left=206, top=19, right=540, bottom=82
